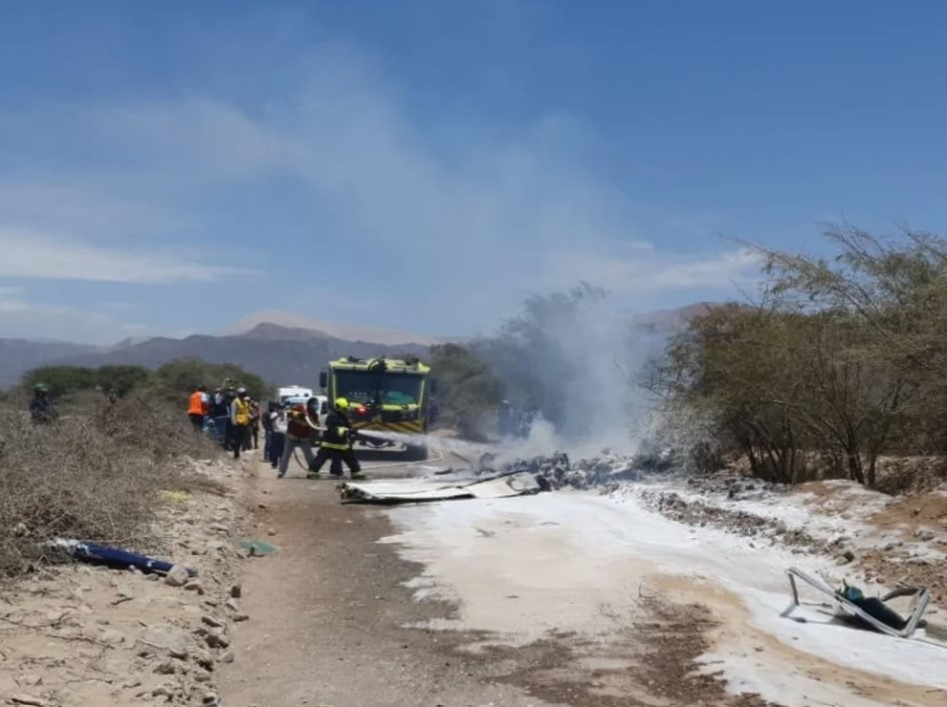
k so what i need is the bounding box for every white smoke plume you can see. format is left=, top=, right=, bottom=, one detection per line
left=480, top=285, right=672, bottom=459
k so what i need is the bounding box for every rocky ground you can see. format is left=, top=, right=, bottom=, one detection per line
left=0, top=457, right=255, bottom=707
left=2, top=445, right=945, bottom=707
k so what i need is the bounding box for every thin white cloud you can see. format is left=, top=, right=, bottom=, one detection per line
left=0, top=291, right=151, bottom=344
left=0, top=228, right=250, bottom=284
left=85, top=98, right=299, bottom=180
left=0, top=183, right=191, bottom=240
left=543, top=248, right=761, bottom=295
left=0, top=39, right=763, bottom=337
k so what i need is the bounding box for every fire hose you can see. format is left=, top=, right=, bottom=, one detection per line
left=289, top=427, right=390, bottom=470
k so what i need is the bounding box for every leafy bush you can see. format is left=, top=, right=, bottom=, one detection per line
left=149, top=358, right=267, bottom=402
left=18, top=359, right=268, bottom=409
left=656, top=226, right=947, bottom=489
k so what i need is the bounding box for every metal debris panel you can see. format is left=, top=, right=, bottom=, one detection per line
left=340, top=472, right=541, bottom=504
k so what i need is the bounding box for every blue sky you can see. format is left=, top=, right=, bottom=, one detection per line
left=2, top=1, right=946, bottom=343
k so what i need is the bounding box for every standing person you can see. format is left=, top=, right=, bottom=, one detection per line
left=29, top=383, right=58, bottom=424
left=229, top=388, right=251, bottom=459
left=277, top=401, right=318, bottom=478
left=243, top=398, right=259, bottom=451
left=269, top=403, right=287, bottom=471
left=308, top=397, right=361, bottom=479
left=249, top=400, right=261, bottom=450
left=305, top=396, right=321, bottom=445
left=212, top=388, right=229, bottom=447
left=262, top=401, right=275, bottom=462
left=187, top=385, right=208, bottom=431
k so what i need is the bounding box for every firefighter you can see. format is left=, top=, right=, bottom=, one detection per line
left=29, top=383, right=58, bottom=424
left=307, top=397, right=362, bottom=479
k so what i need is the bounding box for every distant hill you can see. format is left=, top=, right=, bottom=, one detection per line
left=221, top=310, right=445, bottom=346
left=0, top=304, right=714, bottom=390
left=0, top=339, right=100, bottom=389
left=15, top=323, right=429, bottom=391
left=631, top=302, right=718, bottom=333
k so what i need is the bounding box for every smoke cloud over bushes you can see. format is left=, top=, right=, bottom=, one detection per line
left=476, top=283, right=670, bottom=456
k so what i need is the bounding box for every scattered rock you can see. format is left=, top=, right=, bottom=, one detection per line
left=225, top=599, right=240, bottom=613
left=201, top=614, right=225, bottom=629
left=837, top=550, right=856, bottom=565
left=266, top=528, right=277, bottom=537
left=10, top=696, right=47, bottom=706
left=209, top=523, right=229, bottom=535
left=218, top=650, right=235, bottom=664
left=194, top=649, right=215, bottom=671
left=230, top=584, right=242, bottom=599
left=137, top=624, right=190, bottom=659
left=164, top=565, right=191, bottom=588
left=184, top=579, right=206, bottom=595
left=100, top=628, right=126, bottom=646
left=112, top=584, right=135, bottom=605
left=16, top=675, right=43, bottom=687
left=233, top=612, right=250, bottom=623
left=205, top=627, right=231, bottom=649
left=914, top=528, right=936, bottom=542
left=154, top=659, right=179, bottom=675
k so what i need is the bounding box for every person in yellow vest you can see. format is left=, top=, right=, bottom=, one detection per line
left=187, top=385, right=208, bottom=431
left=229, top=387, right=252, bottom=459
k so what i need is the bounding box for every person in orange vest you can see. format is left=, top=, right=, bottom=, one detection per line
left=187, top=385, right=208, bottom=431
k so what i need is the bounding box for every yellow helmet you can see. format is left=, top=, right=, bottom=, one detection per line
left=334, top=397, right=350, bottom=410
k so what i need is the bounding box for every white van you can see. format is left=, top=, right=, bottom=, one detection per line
left=277, top=387, right=329, bottom=416
left=276, top=385, right=313, bottom=405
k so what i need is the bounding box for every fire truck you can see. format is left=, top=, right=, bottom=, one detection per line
left=319, top=356, right=436, bottom=460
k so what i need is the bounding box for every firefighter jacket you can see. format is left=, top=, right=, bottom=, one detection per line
left=320, top=410, right=354, bottom=450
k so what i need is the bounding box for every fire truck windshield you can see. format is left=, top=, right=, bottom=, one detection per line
left=335, top=370, right=423, bottom=406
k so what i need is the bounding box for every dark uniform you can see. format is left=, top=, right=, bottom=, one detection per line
left=308, top=404, right=361, bottom=478
left=29, top=385, right=58, bottom=424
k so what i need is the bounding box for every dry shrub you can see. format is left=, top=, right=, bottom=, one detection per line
left=0, top=399, right=220, bottom=576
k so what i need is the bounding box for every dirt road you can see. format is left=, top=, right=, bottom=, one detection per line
left=217, top=453, right=553, bottom=707
left=220, top=456, right=766, bottom=707
left=220, top=455, right=947, bottom=707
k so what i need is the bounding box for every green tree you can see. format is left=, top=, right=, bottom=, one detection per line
left=95, top=366, right=151, bottom=397
left=150, top=359, right=267, bottom=402
left=658, top=225, right=945, bottom=488
left=23, top=366, right=98, bottom=396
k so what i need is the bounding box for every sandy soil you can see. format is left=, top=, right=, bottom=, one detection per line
left=0, top=457, right=250, bottom=707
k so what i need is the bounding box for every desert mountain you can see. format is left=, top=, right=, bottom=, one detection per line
left=0, top=339, right=101, bottom=389
left=222, top=310, right=443, bottom=346
left=0, top=304, right=713, bottom=390
left=0, top=323, right=429, bottom=390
